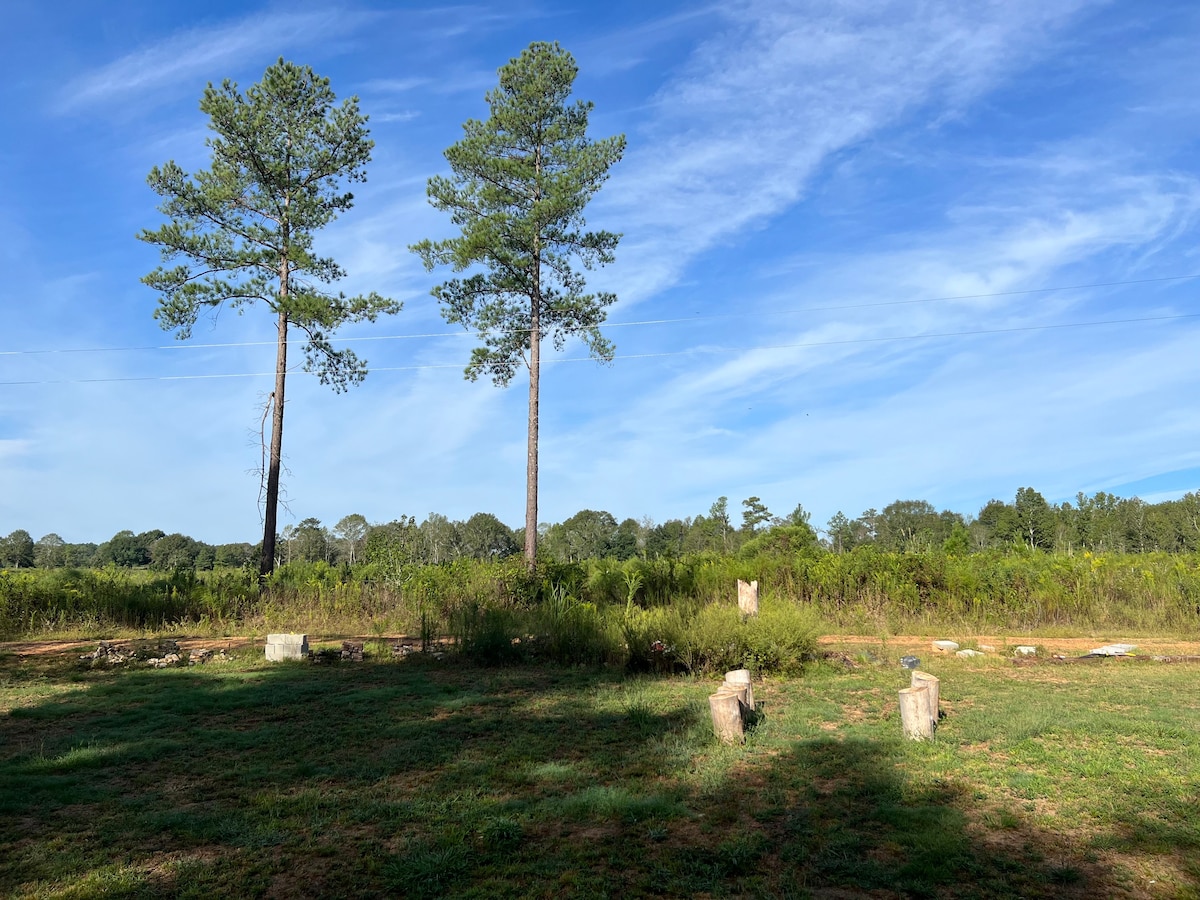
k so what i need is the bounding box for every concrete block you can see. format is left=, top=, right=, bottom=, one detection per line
left=1090, top=643, right=1137, bottom=656
left=266, top=633, right=309, bottom=661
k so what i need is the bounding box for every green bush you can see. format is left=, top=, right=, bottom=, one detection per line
left=621, top=605, right=688, bottom=674
left=451, top=601, right=523, bottom=666
left=675, top=603, right=748, bottom=675
left=742, top=598, right=821, bottom=675
left=530, top=587, right=622, bottom=667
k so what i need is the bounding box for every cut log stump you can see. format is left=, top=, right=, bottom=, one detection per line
left=910, top=671, right=940, bottom=729
left=724, top=669, right=755, bottom=711
left=899, top=686, right=934, bottom=740
left=709, top=688, right=745, bottom=744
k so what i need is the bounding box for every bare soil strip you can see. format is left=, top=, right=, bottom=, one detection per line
left=4, top=634, right=1198, bottom=658
left=818, top=634, right=1200, bottom=657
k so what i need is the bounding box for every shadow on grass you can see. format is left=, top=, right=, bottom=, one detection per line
left=0, top=650, right=1186, bottom=898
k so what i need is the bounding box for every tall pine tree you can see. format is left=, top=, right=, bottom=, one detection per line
left=140, top=59, right=400, bottom=577
left=412, top=42, right=625, bottom=567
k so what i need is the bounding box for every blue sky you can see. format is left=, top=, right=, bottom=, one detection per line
left=2, top=1, right=1199, bottom=544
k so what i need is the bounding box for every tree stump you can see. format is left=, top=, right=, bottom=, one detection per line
left=910, top=671, right=939, bottom=729
left=709, top=687, right=745, bottom=744
left=737, top=579, right=759, bottom=617
left=724, top=669, right=755, bottom=711
left=899, top=686, right=934, bottom=740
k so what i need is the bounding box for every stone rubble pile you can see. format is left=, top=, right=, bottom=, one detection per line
left=930, top=640, right=1145, bottom=662
left=82, top=641, right=132, bottom=665
left=390, top=642, right=445, bottom=660
left=80, top=640, right=230, bottom=668
left=931, top=639, right=1027, bottom=659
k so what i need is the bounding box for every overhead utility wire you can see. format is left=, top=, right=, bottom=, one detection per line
left=2, top=273, right=1197, bottom=357
left=3, top=311, right=1196, bottom=387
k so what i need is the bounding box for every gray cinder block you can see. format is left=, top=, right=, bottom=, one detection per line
left=266, top=633, right=309, bottom=661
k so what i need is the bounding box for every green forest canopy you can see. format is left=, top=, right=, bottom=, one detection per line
left=4, top=487, right=1199, bottom=571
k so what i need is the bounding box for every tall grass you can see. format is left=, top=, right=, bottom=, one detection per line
left=3, top=547, right=1198, bottom=650
left=0, top=566, right=258, bottom=637
left=788, top=548, right=1200, bottom=632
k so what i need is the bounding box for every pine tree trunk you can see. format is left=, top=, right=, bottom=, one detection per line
left=525, top=199, right=542, bottom=571
left=260, top=308, right=288, bottom=579
left=525, top=301, right=540, bottom=570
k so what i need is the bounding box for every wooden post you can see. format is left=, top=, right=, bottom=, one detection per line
left=724, top=669, right=755, bottom=712
left=709, top=687, right=745, bottom=744
left=910, top=671, right=939, bottom=730
left=737, top=579, right=759, bottom=617
left=899, top=686, right=934, bottom=740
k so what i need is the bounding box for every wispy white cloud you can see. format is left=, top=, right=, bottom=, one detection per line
left=371, top=110, right=421, bottom=124
left=0, top=438, right=31, bottom=463
left=360, top=77, right=430, bottom=94
left=575, top=5, right=724, bottom=75
left=15, top=0, right=1200, bottom=541
left=537, top=151, right=1200, bottom=523
left=647, top=209, right=1191, bottom=416
left=54, top=8, right=381, bottom=114
left=601, top=0, right=1095, bottom=303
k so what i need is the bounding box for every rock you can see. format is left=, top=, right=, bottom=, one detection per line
left=1089, top=643, right=1137, bottom=656
left=1014, top=646, right=1038, bottom=657
left=932, top=640, right=959, bottom=653
left=83, top=642, right=132, bottom=666
left=978, top=644, right=996, bottom=652
left=900, top=655, right=921, bottom=670
left=134, top=640, right=179, bottom=661
left=955, top=648, right=984, bottom=658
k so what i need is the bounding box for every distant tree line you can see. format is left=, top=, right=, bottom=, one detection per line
left=4, top=487, right=1197, bottom=573
left=822, top=489, right=1200, bottom=555
left=0, top=528, right=259, bottom=571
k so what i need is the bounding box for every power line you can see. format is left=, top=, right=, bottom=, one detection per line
left=2, top=273, right=1196, bottom=357
left=3, top=310, right=1195, bottom=386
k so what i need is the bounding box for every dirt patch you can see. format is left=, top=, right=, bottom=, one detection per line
left=818, top=634, right=1200, bottom=658
left=6, top=633, right=1199, bottom=665
left=0, top=637, right=261, bottom=658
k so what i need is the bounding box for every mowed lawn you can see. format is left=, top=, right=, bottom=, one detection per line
left=1, top=642, right=1197, bottom=898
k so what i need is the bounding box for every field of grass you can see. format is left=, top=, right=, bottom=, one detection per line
left=5, top=548, right=1200, bottom=643
left=1, top=641, right=1197, bottom=898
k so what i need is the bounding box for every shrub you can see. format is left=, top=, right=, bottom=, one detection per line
left=677, top=603, right=745, bottom=675
left=451, top=601, right=523, bottom=666
left=621, top=605, right=688, bottom=674
left=531, top=587, right=622, bottom=667
left=742, top=598, right=821, bottom=675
